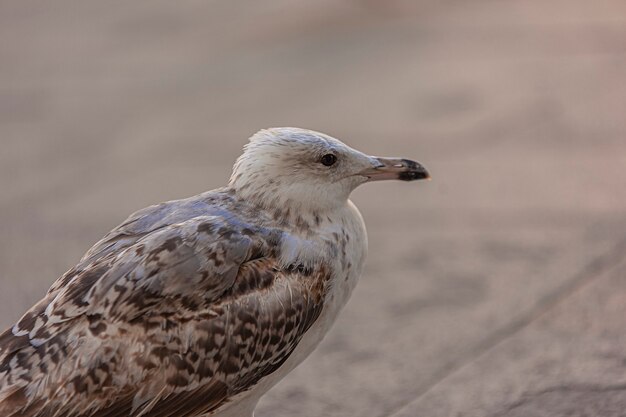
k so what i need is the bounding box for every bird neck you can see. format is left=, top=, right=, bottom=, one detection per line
left=231, top=180, right=349, bottom=218
left=228, top=187, right=346, bottom=235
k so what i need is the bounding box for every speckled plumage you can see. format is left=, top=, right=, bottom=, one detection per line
left=0, top=128, right=428, bottom=417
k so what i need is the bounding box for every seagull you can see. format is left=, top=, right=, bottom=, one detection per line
left=0, top=127, right=429, bottom=417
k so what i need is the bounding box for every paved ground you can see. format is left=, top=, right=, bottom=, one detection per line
left=1, top=1, right=625, bottom=416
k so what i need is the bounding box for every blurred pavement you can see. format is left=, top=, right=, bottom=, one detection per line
left=1, top=1, right=625, bottom=416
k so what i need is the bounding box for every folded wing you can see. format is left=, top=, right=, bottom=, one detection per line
left=0, top=213, right=329, bottom=417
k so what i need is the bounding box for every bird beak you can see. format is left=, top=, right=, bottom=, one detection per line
left=360, top=157, right=430, bottom=182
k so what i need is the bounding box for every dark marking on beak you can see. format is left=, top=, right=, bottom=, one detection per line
left=360, top=157, right=430, bottom=182
left=397, top=159, right=430, bottom=181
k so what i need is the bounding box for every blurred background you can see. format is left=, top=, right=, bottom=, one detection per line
left=1, top=1, right=626, bottom=416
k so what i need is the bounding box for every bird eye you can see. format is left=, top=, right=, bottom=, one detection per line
left=320, top=154, right=337, bottom=167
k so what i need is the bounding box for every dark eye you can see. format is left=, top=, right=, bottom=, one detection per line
left=320, top=154, right=337, bottom=167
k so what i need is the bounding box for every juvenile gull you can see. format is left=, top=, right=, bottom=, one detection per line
left=0, top=127, right=429, bottom=417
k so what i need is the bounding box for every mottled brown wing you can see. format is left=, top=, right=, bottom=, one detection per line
left=0, top=214, right=329, bottom=417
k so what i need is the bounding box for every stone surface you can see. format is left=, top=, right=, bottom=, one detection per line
left=391, top=245, right=626, bottom=417
left=1, top=1, right=625, bottom=416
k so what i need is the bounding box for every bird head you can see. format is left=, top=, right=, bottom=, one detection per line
left=229, top=127, right=429, bottom=212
